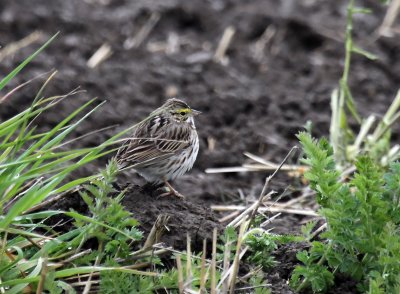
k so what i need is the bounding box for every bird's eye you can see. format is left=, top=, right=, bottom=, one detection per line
left=180, top=111, right=186, bottom=116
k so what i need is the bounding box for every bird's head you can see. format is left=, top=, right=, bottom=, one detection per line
left=162, top=98, right=201, bottom=125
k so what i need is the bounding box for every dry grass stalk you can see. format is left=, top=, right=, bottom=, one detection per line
left=57, top=249, right=92, bottom=266
left=282, top=189, right=315, bottom=207
left=216, top=246, right=248, bottom=291
left=176, top=254, right=184, bottom=294
left=150, top=244, right=219, bottom=267
left=378, top=0, right=400, bottom=37
left=87, top=43, right=113, bottom=68
left=26, top=187, right=81, bottom=214
left=227, top=200, right=258, bottom=228
left=228, top=221, right=248, bottom=293
left=212, top=204, right=318, bottom=217
left=243, top=163, right=308, bottom=172
left=26, top=86, right=85, bottom=132
left=210, top=228, right=217, bottom=294
left=186, top=234, right=193, bottom=289
left=218, top=210, right=240, bottom=223
left=252, top=24, right=277, bottom=61
left=227, top=190, right=276, bottom=228
left=310, top=223, right=328, bottom=241
left=243, top=152, right=278, bottom=167
left=263, top=200, right=303, bottom=208
left=248, top=146, right=298, bottom=224
left=82, top=254, right=100, bottom=294
left=36, top=257, right=48, bottom=294
left=52, top=125, right=118, bottom=150
left=166, top=32, right=180, bottom=54
left=0, top=70, right=54, bottom=104
left=4, top=177, right=43, bottom=212
left=127, top=216, right=171, bottom=261
left=0, top=31, right=43, bottom=62
left=214, top=26, right=236, bottom=65
left=142, top=214, right=170, bottom=250
left=239, top=266, right=262, bottom=281
left=124, top=12, right=160, bottom=49
left=207, top=136, right=217, bottom=151
left=221, top=232, right=232, bottom=293
left=260, top=213, right=281, bottom=228
left=3, top=235, right=55, bottom=255
left=204, top=164, right=306, bottom=173
left=0, top=278, right=4, bottom=294
left=70, top=280, right=100, bottom=287
left=205, top=151, right=307, bottom=174
left=128, top=247, right=170, bottom=261
left=199, top=239, right=207, bottom=293
left=205, top=166, right=256, bottom=173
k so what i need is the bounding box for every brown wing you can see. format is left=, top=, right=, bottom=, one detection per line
left=116, top=116, right=191, bottom=168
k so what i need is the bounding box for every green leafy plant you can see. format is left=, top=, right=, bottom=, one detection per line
left=291, top=242, right=334, bottom=293
left=76, top=160, right=143, bottom=259
left=330, top=0, right=400, bottom=169
left=246, top=233, right=278, bottom=270
left=248, top=273, right=272, bottom=294
left=291, top=133, right=400, bottom=293
left=245, top=231, right=302, bottom=271
left=99, top=251, right=178, bottom=293
left=0, top=35, right=154, bottom=293
left=293, top=3, right=400, bottom=290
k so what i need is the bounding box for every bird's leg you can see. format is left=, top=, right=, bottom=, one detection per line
left=158, top=179, right=185, bottom=199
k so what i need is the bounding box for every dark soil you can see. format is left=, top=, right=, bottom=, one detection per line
left=1, top=0, right=399, bottom=293
left=120, top=183, right=224, bottom=251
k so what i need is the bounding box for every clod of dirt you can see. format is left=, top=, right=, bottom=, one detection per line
left=267, top=242, right=309, bottom=294
left=46, top=182, right=223, bottom=252
left=121, top=183, right=223, bottom=251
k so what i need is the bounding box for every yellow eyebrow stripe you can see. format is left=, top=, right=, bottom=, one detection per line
left=177, top=108, right=191, bottom=113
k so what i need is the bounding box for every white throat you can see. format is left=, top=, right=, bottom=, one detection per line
left=187, top=116, right=196, bottom=129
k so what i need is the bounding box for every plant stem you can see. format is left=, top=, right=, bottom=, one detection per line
left=332, top=0, right=357, bottom=169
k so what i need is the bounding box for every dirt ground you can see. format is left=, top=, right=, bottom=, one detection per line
left=1, top=0, right=400, bottom=293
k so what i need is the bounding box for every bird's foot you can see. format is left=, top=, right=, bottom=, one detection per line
left=158, top=181, right=185, bottom=199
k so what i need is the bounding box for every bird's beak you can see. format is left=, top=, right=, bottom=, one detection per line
left=192, top=109, right=202, bottom=116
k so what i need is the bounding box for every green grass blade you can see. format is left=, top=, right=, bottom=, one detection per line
left=0, top=266, right=158, bottom=288
left=0, top=32, right=59, bottom=91
left=18, top=99, right=97, bottom=160
left=65, top=211, right=137, bottom=241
